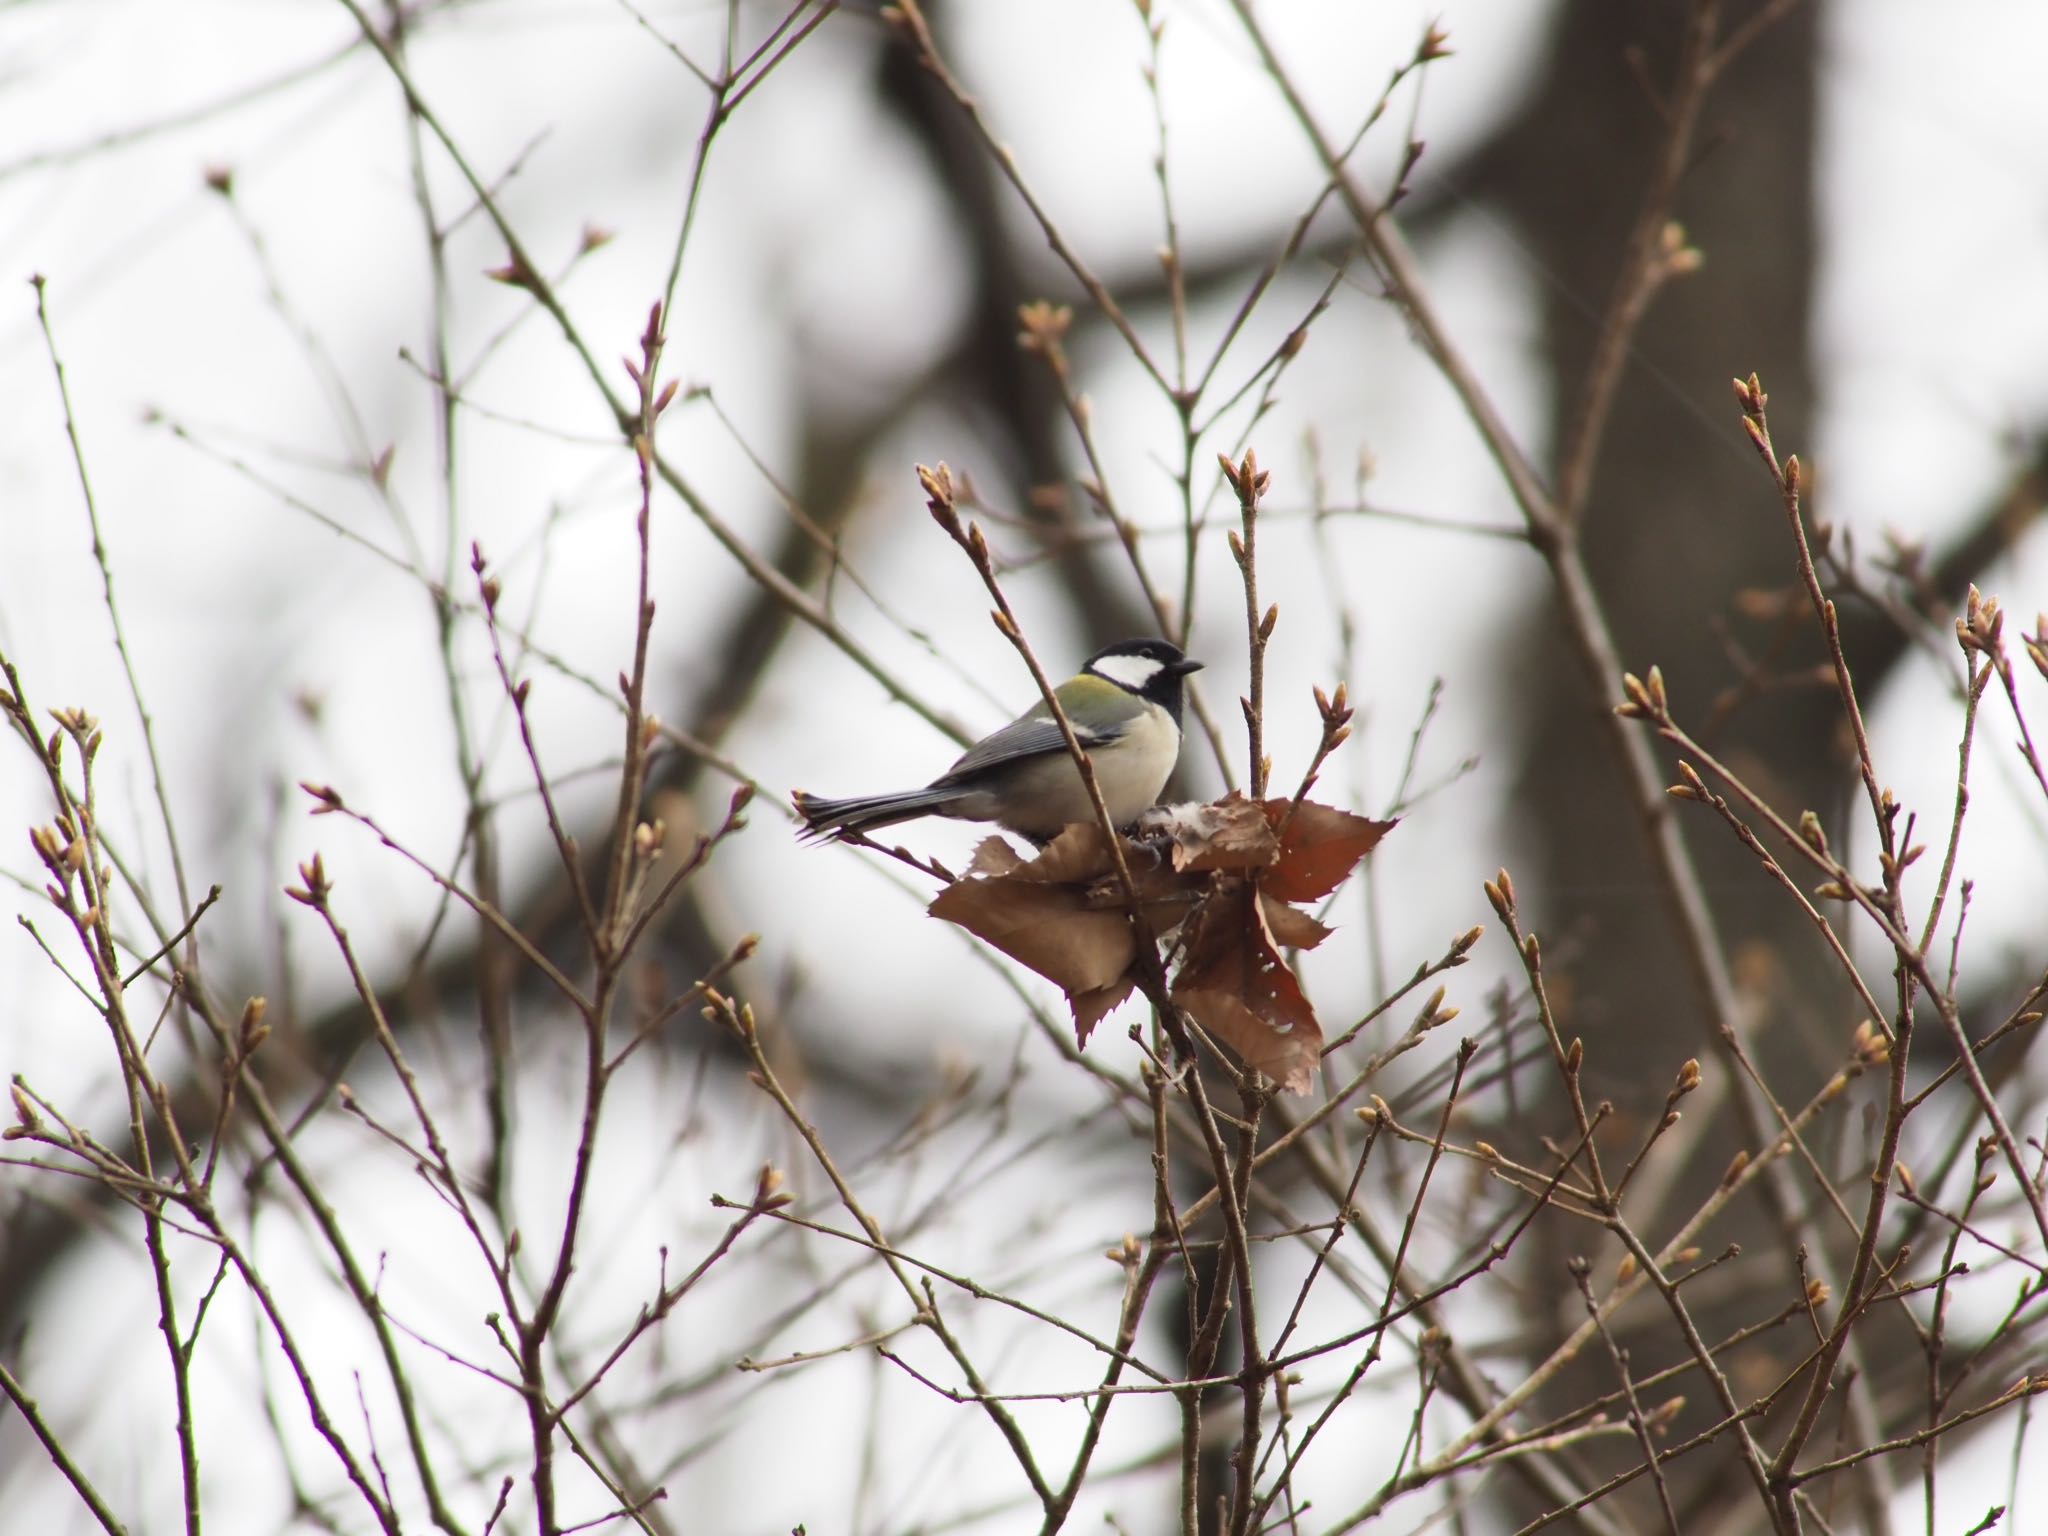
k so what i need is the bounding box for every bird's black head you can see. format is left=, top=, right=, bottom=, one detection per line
left=1083, top=638, right=1204, bottom=724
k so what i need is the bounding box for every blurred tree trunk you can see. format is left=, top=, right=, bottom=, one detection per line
left=1474, top=0, right=1859, bottom=1526
left=1498, top=0, right=1823, bottom=1086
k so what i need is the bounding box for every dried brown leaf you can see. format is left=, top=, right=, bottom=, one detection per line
left=1261, top=894, right=1332, bottom=950
left=1262, top=799, right=1395, bottom=902
left=930, top=798, right=1381, bottom=1069
left=965, top=836, right=1026, bottom=879
left=1172, top=879, right=1323, bottom=1094
left=1013, top=822, right=1119, bottom=885
left=929, top=878, right=1135, bottom=995
left=933, top=830, right=1157, bottom=1039
left=1071, top=976, right=1137, bottom=1044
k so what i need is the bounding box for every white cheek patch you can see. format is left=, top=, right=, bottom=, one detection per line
left=1089, top=652, right=1165, bottom=692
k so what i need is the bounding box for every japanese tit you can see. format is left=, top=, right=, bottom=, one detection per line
left=796, top=637, right=1203, bottom=842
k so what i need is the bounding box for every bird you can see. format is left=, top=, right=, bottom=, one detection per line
left=795, top=637, right=1203, bottom=843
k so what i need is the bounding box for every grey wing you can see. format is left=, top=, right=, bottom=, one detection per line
left=934, top=705, right=1116, bottom=785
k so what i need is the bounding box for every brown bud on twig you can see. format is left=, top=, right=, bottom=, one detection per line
left=1218, top=447, right=1270, bottom=504
left=486, top=251, right=541, bottom=292
left=1958, top=584, right=2005, bottom=656
left=632, top=821, right=666, bottom=860
left=918, top=462, right=961, bottom=537
left=285, top=855, right=331, bottom=909
left=1485, top=868, right=1517, bottom=917
left=300, top=782, right=344, bottom=814
left=1016, top=300, right=1072, bottom=364
left=1616, top=670, right=1667, bottom=720
left=238, top=997, right=270, bottom=1057
left=1798, top=810, right=1828, bottom=856
left=1658, top=221, right=1702, bottom=277
left=1315, top=681, right=1353, bottom=731
left=28, top=825, right=62, bottom=868
left=752, top=1164, right=793, bottom=1213
left=1852, top=1020, right=1890, bottom=1066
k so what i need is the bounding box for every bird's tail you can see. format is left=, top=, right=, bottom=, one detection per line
left=792, top=786, right=963, bottom=842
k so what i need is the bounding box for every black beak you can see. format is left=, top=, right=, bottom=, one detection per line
left=1169, top=657, right=1205, bottom=677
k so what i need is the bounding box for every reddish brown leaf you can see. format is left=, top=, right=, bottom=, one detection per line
left=1260, top=894, right=1332, bottom=951
left=1171, top=879, right=1323, bottom=1094
left=1261, top=799, right=1396, bottom=903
